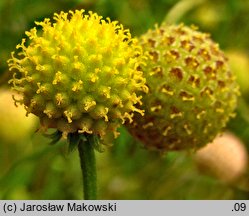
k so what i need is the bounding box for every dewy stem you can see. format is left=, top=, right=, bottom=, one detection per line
left=78, top=135, right=97, bottom=200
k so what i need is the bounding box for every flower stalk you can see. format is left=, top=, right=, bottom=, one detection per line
left=78, top=134, right=97, bottom=200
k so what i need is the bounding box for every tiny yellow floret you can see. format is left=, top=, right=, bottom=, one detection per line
left=8, top=10, right=147, bottom=143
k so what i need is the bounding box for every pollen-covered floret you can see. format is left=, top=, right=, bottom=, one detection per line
left=128, top=24, right=239, bottom=151
left=8, top=10, right=147, bottom=143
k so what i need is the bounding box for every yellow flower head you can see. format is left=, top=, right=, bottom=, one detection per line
left=8, top=10, right=147, bottom=143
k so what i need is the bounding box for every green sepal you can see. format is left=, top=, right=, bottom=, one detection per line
left=67, top=132, right=103, bottom=153
left=43, top=130, right=63, bottom=145
left=67, top=132, right=86, bottom=153
left=89, top=134, right=104, bottom=153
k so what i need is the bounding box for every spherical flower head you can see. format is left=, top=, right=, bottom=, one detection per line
left=8, top=10, right=147, bottom=143
left=128, top=24, right=239, bottom=151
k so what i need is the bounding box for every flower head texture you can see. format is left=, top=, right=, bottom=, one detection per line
left=128, top=24, right=239, bottom=151
left=8, top=10, right=147, bottom=143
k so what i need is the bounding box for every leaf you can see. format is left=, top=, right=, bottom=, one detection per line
left=67, top=132, right=87, bottom=153
left=43, top=130, right=63, bottom=145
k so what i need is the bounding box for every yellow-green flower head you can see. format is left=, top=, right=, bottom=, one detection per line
left=128, top=24, right=239, bottom=151
left=8, top=10, right=147, bottom=143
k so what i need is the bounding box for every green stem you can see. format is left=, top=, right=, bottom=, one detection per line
left=163, top=0, right=206, bottom=24
left=78, top=135, right=97, bottom=200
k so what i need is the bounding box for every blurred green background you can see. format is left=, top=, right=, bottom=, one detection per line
left=0, top=0, right=249, bottom=199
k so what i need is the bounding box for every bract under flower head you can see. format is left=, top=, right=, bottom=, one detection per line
left=8, top=10, right=147, bottom=143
